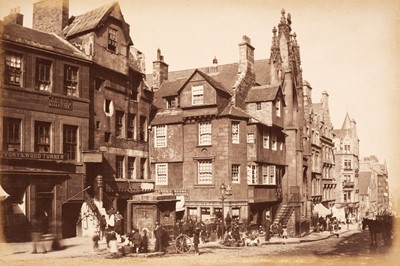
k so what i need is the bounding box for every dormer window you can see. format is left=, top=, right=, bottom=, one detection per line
left=108, top=28, right=117, bottom=52
left=167, top=97, right=176, bottom=109
left=192, top=85, right=204, bottom=105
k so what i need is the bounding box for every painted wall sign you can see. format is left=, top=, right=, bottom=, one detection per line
left=1, top=151, right=67, bottom=161
left=49, top=96, right=73, bottom=110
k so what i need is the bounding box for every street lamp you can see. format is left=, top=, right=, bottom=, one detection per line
left=220, top=182, right=232, bottom=241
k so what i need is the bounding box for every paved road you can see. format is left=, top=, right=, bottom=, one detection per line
left=2, top=229, right=398, bottom=266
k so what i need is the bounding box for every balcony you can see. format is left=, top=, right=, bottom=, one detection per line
left=248, top=186, right=282, bottom=203
left=343, top=181, right=355, bottom=188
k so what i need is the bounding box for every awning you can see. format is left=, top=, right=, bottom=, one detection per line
left=332, top=205, right=346, bottom=221
left=0, top=183, right=10, bottom=201
left=314, top=203, right=331, bottom=216
left=176, top=195, right=185, bottom=212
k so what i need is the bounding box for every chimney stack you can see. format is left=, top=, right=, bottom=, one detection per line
left=321, top=90, right=329, bottom=108
left=3, top=7, right=23, bottom=26
left=238, top=35, right=255, bottom=74
left=32, top=0, right=69, bottom=36
left=152, top=48, right=168, bottom=90
left=209, top=56, right=218, bottom=74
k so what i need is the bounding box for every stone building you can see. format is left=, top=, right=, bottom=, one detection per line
left=149, top=10, right=313, bottom=236
left=359, top=155, right=390, bottom=216
left=1, top=0, right=155, bottom=240
left=0, top=8, right=91, bottom=241
left=333, top=113, right=360, bottom=221
left=358, top=170, right=378, bottom=218
left=60, top=1, right=154, bottom=236
left=304, top=88, right=336, bottom=225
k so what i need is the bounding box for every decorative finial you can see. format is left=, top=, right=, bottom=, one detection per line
left=281, top=9, right=285, bottom=16
left=287, top=13, right=292, bottom=25
left=272, top=26, right=277, bottom=36
left=293, top=32, right=297, bottom=38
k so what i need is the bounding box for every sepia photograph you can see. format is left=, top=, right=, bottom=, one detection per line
left=0, top=0, right=399, bottom=265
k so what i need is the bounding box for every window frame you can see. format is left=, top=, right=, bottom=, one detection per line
left=198, top=160, right=213, bottom=184
left=128, top=156, right=135, bottom=179
left=154, top=125, right=167, bottom=148
left=35, top=58, right=52, bottom=91
left=115, top=110, right=125, bottom=138
left=155, top=163, right=168, bottom=185
left=271, top=134, right=277, bottom=151
left=276, top=99, right=281, bottom=117
left=198, top=122, right=212, bottom=146
left=263, top=131, right=270, bottom=149
left=231, top=122, right=240, bottom=144
left=116, top=156, right=124, bottom=179
left=262, top=165, right=276, bottom=185
left=167, top=97, right=176, bottom=109
left=256, top=102, right=261, bottom=110
left=34, top=121, right=51, bottom=153
left=63, top=124, right=78, bottom=160
left=247, top=165, right=258, bottom=185
left=5, top=52, right=23, bottom=86
left=64, top=64, right=79, bottom=96
left=108, top=27, right=118, bottom=53
left=247, top=133, right=255, bottom=143
left=232, top=164, right=240, bottom=184
left=3, top=117, right=21, bottom=151
left=127, top=113, right=135, bottom=139
left=192, top=85, right=204, bottom=106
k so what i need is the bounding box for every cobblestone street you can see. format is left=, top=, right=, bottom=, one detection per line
left=1, top=225, right=398, bottom=266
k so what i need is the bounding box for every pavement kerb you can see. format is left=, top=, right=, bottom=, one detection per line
left=260, top=228, right=354, bottom=246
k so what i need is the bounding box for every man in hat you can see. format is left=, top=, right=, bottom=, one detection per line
left=154, top=222, right=166, bottom=252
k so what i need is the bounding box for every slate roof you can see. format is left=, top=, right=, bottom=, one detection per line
left=147, top=59, right=270, bottom=95
left=219, top=104, right=251, bottom=119
left=245, top=85, right=279, bottom=103
left=2, top=22, right=89, bottom=61
left=63, top=2, right=116, bottom=38
left=151, top=114, right=183, bottom=125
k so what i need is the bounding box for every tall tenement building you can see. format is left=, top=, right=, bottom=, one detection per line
left=0, top=0, right=154, bottom=241
left=149, top=10, right=313, bottom=237
left=333, top=113, right=360, bottom=221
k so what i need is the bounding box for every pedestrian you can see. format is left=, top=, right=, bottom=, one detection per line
left=99, top=215, right=107, bottom=240
left=108, top=230, right=118, bottom=254
left=115, top=211, right=123, bottom=237
left=193, top=225, right=201, bottom=255
left=154, top=222, right=166, bottom=252
left=31, top=215, right=47, bottom=254
left=225, top=213, right=232, bottom=233
left=282, top=225, right=288, bottom=239
left=92, top=234, right=100, bottom=251
left=131, top=228, right=141, bottom=253
left=107, top=210, right=115, bottom=231
left=140, top=229, right=149, bottom=253
left=264, top=215, right=271, bottom=241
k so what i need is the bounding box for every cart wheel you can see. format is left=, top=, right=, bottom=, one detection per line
left=175, top=234, right=193, bottom=253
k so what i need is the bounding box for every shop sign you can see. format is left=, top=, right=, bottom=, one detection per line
left=1, top=151, right=67, bottom=161
left=49, top=96, right=73, bottom=110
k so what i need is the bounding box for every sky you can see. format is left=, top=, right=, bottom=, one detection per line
left=1, top=0, right=399, bottom=192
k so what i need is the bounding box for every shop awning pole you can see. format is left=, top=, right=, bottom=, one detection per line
left=59, top=186, right=91, bottom=207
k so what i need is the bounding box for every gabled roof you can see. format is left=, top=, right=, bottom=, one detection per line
left=147, top=59, right=270, bottom=92
left=2, top=22, right=89, bottom=61
left=219, top=104, right=251, bottom=119
left=245, top=85, right=280, bottom=103
left=196, top=70, right=232, bottom=96
left=63, top=2, right=132, bottom=45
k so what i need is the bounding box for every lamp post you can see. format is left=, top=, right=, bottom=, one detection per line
left=220, top=182, right=232, bottom=241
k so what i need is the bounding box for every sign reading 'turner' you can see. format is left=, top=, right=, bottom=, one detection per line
left=0, top=151, right=67, bottom=161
